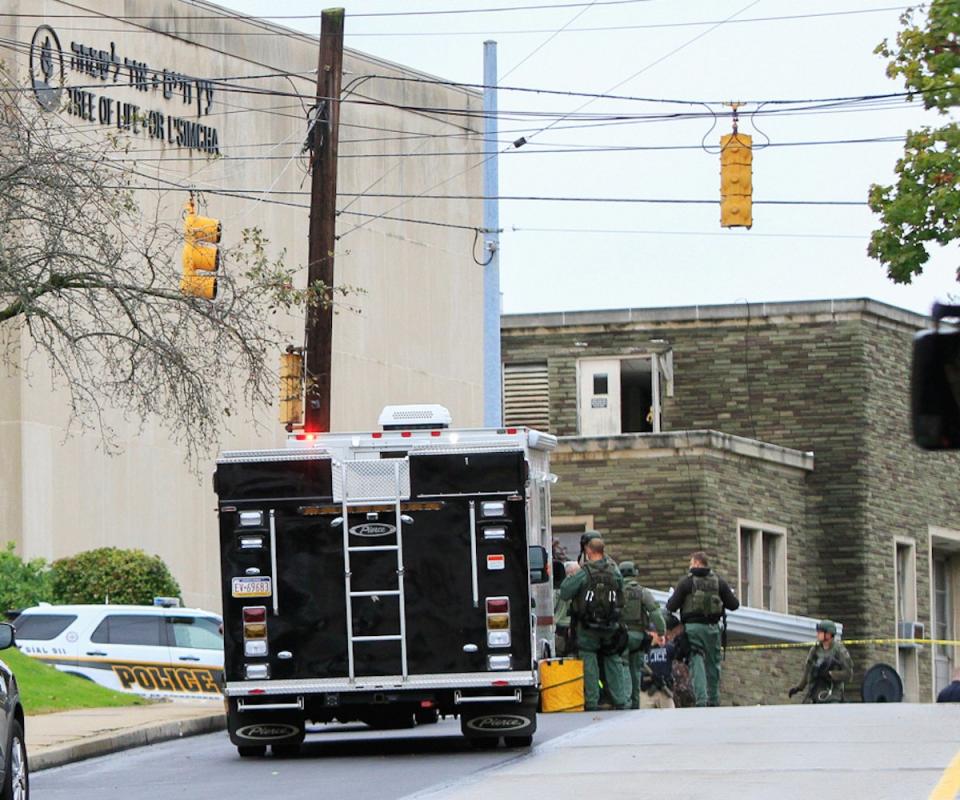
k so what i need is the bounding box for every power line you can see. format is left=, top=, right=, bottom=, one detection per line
left=500, top=0, right=599, bottom=81
left=0, top=31, right=934, bottom=116
left=11, top=5, right=907, bottom=37
left=104, top=135, right=908, bottom=163
left=88, top=186, right=868, bottom=206
left=0, top=1, right=657, bottom=21
left=508, top=226, right=870, bottom=239
left=346, top=5, right=912, bottom=35
left=336, top=0, right=787, bottom=240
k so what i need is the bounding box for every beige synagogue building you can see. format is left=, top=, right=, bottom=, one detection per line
left=0, top=0, right=486, bottom=609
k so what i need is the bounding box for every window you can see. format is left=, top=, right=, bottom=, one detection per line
left=593, top=373, right=608, bottom=395
left=502, top=362, right=550, bottom=430
left=13, top=614, right=77, bottom=641
left=895, top=541, right=917, bottom=624
left=91, top=615, right=164, bottom=647
left=168, top=616, right=223, bottom=650
left=894, top=539, right=919, bottom=702
left=737, top=522, right=787, bottom=612
left=551, top=516, right=595, bottom=563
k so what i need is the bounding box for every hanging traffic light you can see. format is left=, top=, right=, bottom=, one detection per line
left=180, top=199, right=221, bottom=299
left=720, top=131, right=753, bottom=228
left=279, top=348, right=304, bottom=429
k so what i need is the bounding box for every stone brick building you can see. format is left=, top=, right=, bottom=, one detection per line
left=501, top=299, right=960, bottom=704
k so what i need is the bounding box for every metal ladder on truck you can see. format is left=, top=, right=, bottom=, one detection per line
left=336, top=458, right=409, bottom=682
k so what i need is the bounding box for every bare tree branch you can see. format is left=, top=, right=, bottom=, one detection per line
left=0, top=68, right=358, bottom=467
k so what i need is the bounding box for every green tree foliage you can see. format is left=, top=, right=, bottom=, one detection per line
left=0, top=542, right=51, bottom=612
left=50, top=547, right=181, bottom=606
left=869, top=1, right=960, bottom=283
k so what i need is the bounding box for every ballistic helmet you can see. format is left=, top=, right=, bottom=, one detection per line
left=816, top=619, right=838, bottom=636
left=619, top=560, right=637, bottom=577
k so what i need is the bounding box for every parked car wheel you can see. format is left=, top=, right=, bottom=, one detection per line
left=1, top=719, right=28, bottom=800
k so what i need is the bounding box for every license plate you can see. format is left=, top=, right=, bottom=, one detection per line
left=231, top=576, right=272, bottom=598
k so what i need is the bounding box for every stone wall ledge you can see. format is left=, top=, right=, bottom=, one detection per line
left=555, top=430, right=815, bottom=472
left=502, top=297, right=926, bottom=332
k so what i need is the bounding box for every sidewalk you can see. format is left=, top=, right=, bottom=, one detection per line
left=405, top=704, right=960, bottom=800
left=26, top=701, right=226, bottom=771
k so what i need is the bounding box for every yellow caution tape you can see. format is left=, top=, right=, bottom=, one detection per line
left=727, top=637, right=960, bottom=652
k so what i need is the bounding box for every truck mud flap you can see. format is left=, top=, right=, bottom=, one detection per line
left=459, top=690, right=538, bottom=740
left=227, top=698, right=306, bottom=748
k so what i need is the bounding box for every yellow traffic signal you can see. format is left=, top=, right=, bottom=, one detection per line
left=720, top=132, right=753, bottom=228
left=180, top=200, right=221, bottom=299
left=279, top=349, right=304, bottom=427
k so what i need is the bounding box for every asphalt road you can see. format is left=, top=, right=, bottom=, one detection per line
left=31, top=712, right=598, bottom=800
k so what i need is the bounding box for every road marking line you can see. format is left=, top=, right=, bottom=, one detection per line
left=930, top=749, right=960, bottom=800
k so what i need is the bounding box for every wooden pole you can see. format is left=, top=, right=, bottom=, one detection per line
left=304, top=7, right=344, bottom=432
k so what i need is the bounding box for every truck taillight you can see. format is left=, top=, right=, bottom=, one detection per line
left=243, top=606, right=268, bottom=657
left=486, top=596, right=511, bottom=648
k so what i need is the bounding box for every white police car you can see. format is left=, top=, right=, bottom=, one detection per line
left=13, top=603, right=223, bottom=700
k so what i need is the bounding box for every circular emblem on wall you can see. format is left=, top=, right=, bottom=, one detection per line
left=29, top=25, right=65, bottom=111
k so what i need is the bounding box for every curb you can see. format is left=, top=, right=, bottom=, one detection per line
left=29, top=712, right=227, bottom=772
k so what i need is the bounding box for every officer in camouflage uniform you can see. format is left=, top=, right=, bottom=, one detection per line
left=666, top=551, right=740, bottom=707
left=618, top=561, right=666, bottom=709
left=788, top=620, right=854, bottom=703
left=559, top=537, right=629, bottom=710
left=553, top=559, right=575, bottom=657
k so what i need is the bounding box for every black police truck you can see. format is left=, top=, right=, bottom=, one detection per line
left=213, top=405, right=557, bottom=756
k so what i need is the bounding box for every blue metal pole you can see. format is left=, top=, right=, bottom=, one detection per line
left=482, top=40, right=502, bottom=428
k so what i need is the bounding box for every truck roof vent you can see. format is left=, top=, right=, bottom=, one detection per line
left=378, top=404, right=452, bottom=430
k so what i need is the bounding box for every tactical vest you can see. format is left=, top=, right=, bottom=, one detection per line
left=622, top=579, right=650, bottom=629
left=680, top=572, right=724, bottom=621
left=576, top=558, right=623, bottom=630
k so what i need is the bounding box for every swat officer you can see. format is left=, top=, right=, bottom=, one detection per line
left=788, top=619, right=853, bottom=703
left=619, top=561, right=666, bottom=709
left=559, top=537, right=629, bottom=711
left=665, top=551, right=740, bottom=707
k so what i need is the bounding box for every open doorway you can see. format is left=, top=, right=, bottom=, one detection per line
left=621, top=358, right=654, bottom=433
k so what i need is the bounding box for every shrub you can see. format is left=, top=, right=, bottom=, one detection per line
left=0, top=542, right=52, bottom=614
left=51, top=547, right=181, bottom=606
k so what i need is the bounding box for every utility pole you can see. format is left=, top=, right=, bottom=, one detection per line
left=304, top=7, right=344, bottom=432
left=482, top=41, right=502, bottom=427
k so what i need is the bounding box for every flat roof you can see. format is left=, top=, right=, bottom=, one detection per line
left=554, top=430, right=815, bottom=472
left=502, top=297, right=929, bottom=331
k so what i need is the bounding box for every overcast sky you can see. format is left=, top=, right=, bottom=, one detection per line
left=218, top=0, right=954, bottom=317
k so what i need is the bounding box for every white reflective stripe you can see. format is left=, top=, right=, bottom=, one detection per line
left=224, top=671, right=537, bottom=696
left=469, top=501, right=479, bottom=607
left=269, top=509, right=279, bottom=615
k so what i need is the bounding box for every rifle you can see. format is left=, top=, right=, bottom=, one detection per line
left=720, top=608, right=728, bottom=658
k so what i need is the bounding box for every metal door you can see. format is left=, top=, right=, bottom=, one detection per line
left=578, top=358, right=621, bottom=436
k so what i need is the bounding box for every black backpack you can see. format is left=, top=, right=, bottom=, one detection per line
left=579, top=560, right=623, bottom=630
